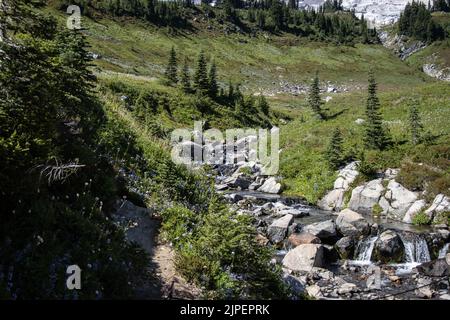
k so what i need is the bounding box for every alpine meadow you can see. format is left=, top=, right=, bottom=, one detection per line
left=0, top=0, right=449, bottom=306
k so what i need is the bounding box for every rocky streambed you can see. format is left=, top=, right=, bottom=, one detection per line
left=213, top=162, right=450, bottom=300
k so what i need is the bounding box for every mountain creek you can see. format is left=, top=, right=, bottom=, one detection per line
left=211, top=154, right=450, bottom=300
left=109, top=126, right=450, bottom=300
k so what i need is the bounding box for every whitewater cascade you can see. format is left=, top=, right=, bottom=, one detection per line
left=401, top=234, right=431, bottom=264
left=355, top=236, right=378, bottom=262
left=439, top=243, right=450, bottom=259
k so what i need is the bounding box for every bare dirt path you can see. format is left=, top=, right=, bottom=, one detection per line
left=112, top=201, right=201, bottom=299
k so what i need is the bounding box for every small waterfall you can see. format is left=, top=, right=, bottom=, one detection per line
left=401, top=234, right=431, bottom=264
left=355, top=236, right=378, bottom=262
left=439, top=243, right=450, bottom=259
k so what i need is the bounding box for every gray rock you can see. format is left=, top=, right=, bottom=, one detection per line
left=335, top=209, right=370, bottom=237
left=283, top=274, right=306, bottom=297
left=267, top=214, right=294, bottom=244
left=335, top=236, right=355, bottom=260
left=288, top=232, right=321, bottom=247
left=257, top=177, right=282, bottom=194
left=403, top=199, right=427, bottom=224
left=302, top=220, right=337, bottom=241
left=215, top=184, right=229, bottom=191
left=223, top=174, right=253, bottom=190
left=417, top=259, right=450, bottom=277
left=318, top=162, right=359, bottom=211
left=226, top=193, right=244, bottom=203
left=425, top=194, right=450, bottom=223
left=348, top=179, right=385, bottom=214
left=415, top=278, right=434, bottom=299
left=379, top=180, right=418, bottom=220
left=338, top=282, right=358, bottom=295
left=282, top=244, right=325, bottom=272
left=373, top=230, right=404, bottom=263
left=278, top=208, right=309, bottom=218
left=305, top=284, right=322, bottom=299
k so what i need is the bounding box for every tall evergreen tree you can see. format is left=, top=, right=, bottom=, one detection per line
left=326, top=128, right=344, bottom=169
left=165, top=46, right=178, bottom=84
left=257, top=95, right=270, bottom=116
left=208, top=61, right=218, bottom=98
left=193, top=50, right=209, bottom=94
left=308, top=73, right=325, bottom=120
left=364, top=70, right=390, bottom=150
left=227, top=80, right=234, bottom=102
left=409, top=104, right=423, bottom=145
left=180, top=58, right=191, bottom=93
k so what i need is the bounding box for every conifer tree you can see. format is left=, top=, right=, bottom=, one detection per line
left=364, top=70, right=390, bottom=150
left=325, top=128, right=344, bottom=169
left=193, top=50, right=209, bottom=94
left=165, top=46, right=178, bottom=84
left=208, top=61, right=218, bottom=98
left=257, top=95, right=270, bottom=116
left=180, top=58, right=191, bottom=93
left=308, top=72, right=325, bottom=120
left=409, top=104, right=423, bottom=145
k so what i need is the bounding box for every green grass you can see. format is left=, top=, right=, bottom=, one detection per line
left=45, top=6, right=449, bottom=205
left=45, top=7, right=432, bottom=93
left=278, top=82, right=450, bottom=203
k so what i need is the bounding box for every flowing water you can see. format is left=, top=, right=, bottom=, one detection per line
left=354, top=236, right=378, bottom=263
left=400, top=233, right=431, bottom=264
left=438, top=243, right=450, bottom=259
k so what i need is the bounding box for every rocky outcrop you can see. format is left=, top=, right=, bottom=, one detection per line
left=267, top=214, right=294, bottom=244
left=318, top=162, right=359, bottom=212
left=425, top=194, right=450, bottom=225
left=223, top=173, right=253, bottom=190
left=288, top=233, right=321, bottom=247
left=402, top=199, right=427, bottom=224
left=379, top=31, right=426, bottom=60
left=335, top=236, right=355, bottom=260
left=373, top=230, right=404, bottom=263
left=348, top=179, right=384, bottom=215
left=335, top=209, right=370, bottom=238
left=257, top=177, right=282, bottom=194
left=379, top=180, right=418, bottom=220
left=417, top=259, right=450, bottom=277
left=302, top=220, right=337, bottom=242
left=282, top=244, right=325, bottom=272
left=283, top=274, right=306, bottom=297
left=423, top=64, right=450, bottom=82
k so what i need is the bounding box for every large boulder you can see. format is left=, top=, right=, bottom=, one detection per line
left=302, top=220, right=337, bottom=242
left=348, top=179, right=385, bottom=214
left=267, top=214, right=294, bottom=244
left=373, top=230, right=404, bottom=263
left=403, top=199, right=427, bottom=224
left=335, top=209, right=370, bottom=237
left=282, top=244, right=325, bottom=272
left=379, top=180, right=418, bottom=220
left=223, top=173, right=253, bottom=190
left=257, top=177, right=282, bottom=194
left=318, top=189, right=345, bottom=212
left=425, top=194, right=450, bottom=224
left=416, top=259, right=450, bottom=277
left=283, top=274, right=306, bottom=298
left=288, top=232, right=321, bottom=248
left=335, top=236, right=355, bottom=260
left=318, top=162, right=359, bottom=211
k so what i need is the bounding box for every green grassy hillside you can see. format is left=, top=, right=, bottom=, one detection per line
left=46, top=6, right=432, bottom=92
